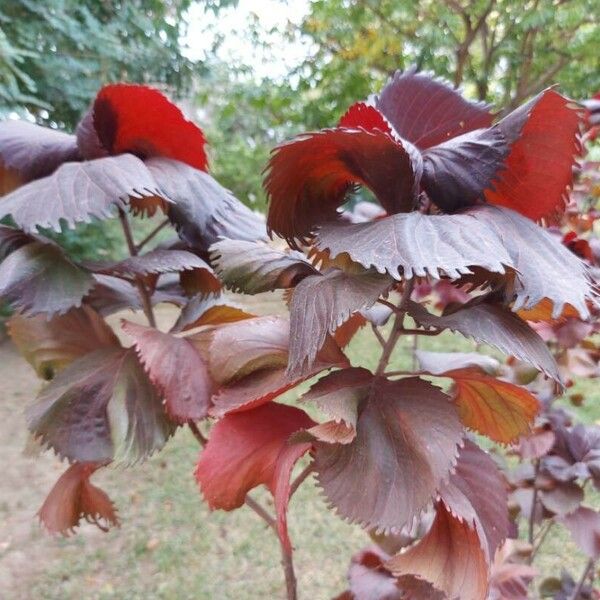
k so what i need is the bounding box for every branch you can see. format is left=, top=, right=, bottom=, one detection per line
left=371, top=323, right=386, bottom=348
left=135, top=218, right=170, bottom=253
left=570, top=558, right=595, bottom=600
left=118, top=209, right=157, bottom=328
left=290, top=463, right=314, bottom=498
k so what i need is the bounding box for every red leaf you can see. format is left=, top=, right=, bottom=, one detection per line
left=122, top=321, right=212, bottom=422
left=338, top=102, right=394, bottom=135
left=38, top=462, right=118, bottom=535
left=485, top=89, right=582, bottom=221
left=439, top=440, right=510, bottom=561
left=314, top=374, right=462, bottom=531
left=387, top=502, right=489, bottom=600
left=265, top=128, right=419, bottom=245
left=90, top=84, right=208, bottom=170
left=195, top=403, right=314, bottom=549
left=445, top=368, right=540, bottom=444
left=375, top=67, right=493, bottom=149
left=0, top=121, right=80, bottom=192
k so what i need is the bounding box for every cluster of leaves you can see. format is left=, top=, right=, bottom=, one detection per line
left=1, top=68, right=599, bottom=599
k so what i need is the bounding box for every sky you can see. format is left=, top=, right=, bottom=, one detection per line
left=183, top=0, right=312, bottom=80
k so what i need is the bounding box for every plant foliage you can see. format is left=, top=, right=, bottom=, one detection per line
left=1, top=68, right=599, bottom=599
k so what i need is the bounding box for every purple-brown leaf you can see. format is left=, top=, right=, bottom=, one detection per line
left=27, top=348, right=175, bottom=465
left=314, top=374, right=462, bottom=531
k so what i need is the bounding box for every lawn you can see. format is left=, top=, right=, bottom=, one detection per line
left=0, top=300, right=598, bottom=599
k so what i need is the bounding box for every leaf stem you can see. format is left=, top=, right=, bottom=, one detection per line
left=118, top=209, right=157, bottom=328
left=375, top=280, right=414, bottom=376
left=531, top=521, right=553, bottom=560
left=371, top=324, right=386, bottom=348
left=570, top=558, right=595, bottom=600
left=290, top=463, right=314, bottom=498
left=527, top=459, right=541, bottom=551
left=188, top=421, right=296, bottom=596
left=135, top=218, right=170, bottom=253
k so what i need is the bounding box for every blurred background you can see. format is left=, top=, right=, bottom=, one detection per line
left=1, top=2, right=599, bottom=598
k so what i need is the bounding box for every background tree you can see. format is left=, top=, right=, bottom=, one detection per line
left=0, top=0, right=197, bottom=128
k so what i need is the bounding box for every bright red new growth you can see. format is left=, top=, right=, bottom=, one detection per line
left=485, top=90, right=581, bottom=221
left=93, top=84, right=208, bottom=170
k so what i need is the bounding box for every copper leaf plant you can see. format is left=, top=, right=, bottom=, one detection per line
left=1, top=70, right=599, bottom=600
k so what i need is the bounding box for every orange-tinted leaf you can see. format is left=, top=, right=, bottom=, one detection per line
left=122, top=321, right=212, bottom=422
left=91, top=84, right=208, bottom=170
left=38, top=462, right=118, bottom=535
left=265, top=128, right=419, bottom=245
left=485, top=90, right=582, bottom=221
left=332, top=312, right=367, bottom=349
left=376, top=67, right=493, bottom=149
left=315, top=375, right=462, bottom=531
left=171, top=295, right=254, bottom=333
left=8, top=306, right=120, bottom=379
left=387, top=503, right=489, bottom=600
left=445, top=368, right=540, bottom=444
left=195, top=402, right=314, bottom=550
left=517, top=297, right=580, bottom=322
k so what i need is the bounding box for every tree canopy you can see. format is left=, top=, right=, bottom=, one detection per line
left=0, top=0, right=196, bottom=128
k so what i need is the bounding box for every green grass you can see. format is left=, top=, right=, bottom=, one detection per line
left=20, top=326, right=600, bottom=599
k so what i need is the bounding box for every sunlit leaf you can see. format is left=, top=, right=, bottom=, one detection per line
left=445, top=368, right=540, bottom=444
left=171, top=294, right=254, bottom=333
left=265, top=128, right=420, bottom=245
left=485, top=90, right=582, bottom=221
left=195, top=402, right=314, bottom=550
